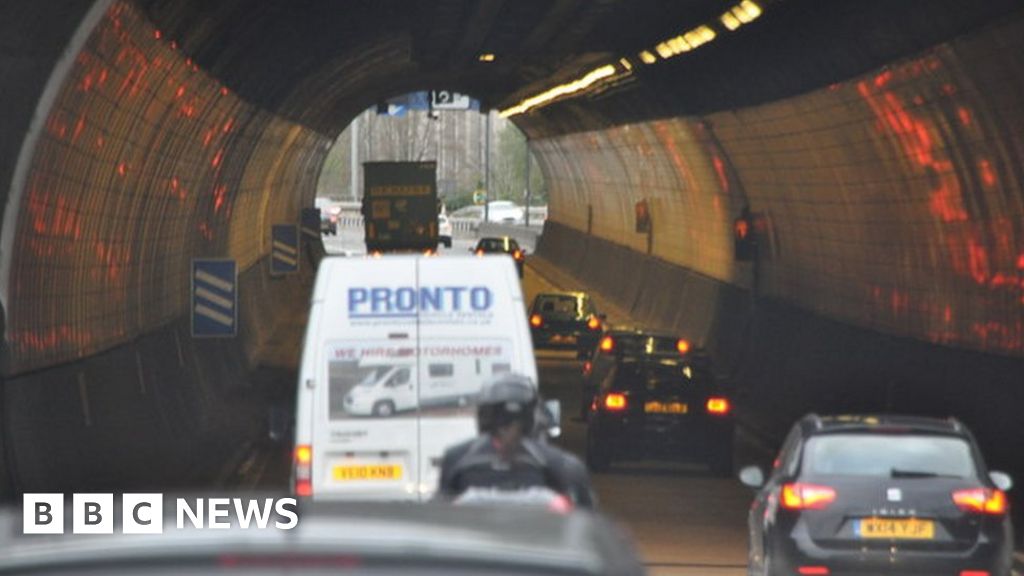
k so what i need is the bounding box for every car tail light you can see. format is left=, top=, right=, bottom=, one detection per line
left=604, top=393, right=627, bottom=411
left=475, top=249, right=484, bottom=256
left=960, top=571, right=990, bottom=576
left=781, top=483, right=836, bottom=510
left=294, top=444, right=312, bottom=497
left=529, top=314, right=543, bottom=328
left=513, top=249, right=523, bottom=261
left=598, top=335, right=615, bottom=353
left=797, top=568, right=829, bottom=576
left=706, top=397, right=731, bottom=415
left=677, top=339, right=690, bottom=353
left=952, top=488, right=1007, bottom=515
left=582, top=361, right=592, bottom=376
left=587, top=315, right=601, bottom=331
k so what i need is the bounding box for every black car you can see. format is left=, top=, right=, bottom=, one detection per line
left=584, top=345, right=734, bottom=476
left=473, top=236, right=526, bottom=276
left=740, top=414, right=1015, bottom=576
left=528, top=292, right=604, bottom=357
left=579, top=329, right=703, bottom=419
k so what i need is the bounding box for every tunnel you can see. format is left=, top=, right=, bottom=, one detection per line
left=1, top=0, right=1022, bottom=514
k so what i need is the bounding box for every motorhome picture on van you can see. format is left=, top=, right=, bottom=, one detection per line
left=293, top=255, right=537, bottom=500
left=329, top=340, right=513, bottom=418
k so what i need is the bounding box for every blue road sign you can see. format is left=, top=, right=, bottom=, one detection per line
left=191, top=259, right=237, bottom=338
left=301, top=207, right=320, bottom=240
left=271, top=224, right=299, bottom=275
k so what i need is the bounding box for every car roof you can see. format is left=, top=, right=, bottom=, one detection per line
left=0, top=500, right=643, bottom=575
left=535, top=291, right=588, bottom=299
left=800, top=413, right=967, bottom=436
left=603, top=328, right=677, bottom=340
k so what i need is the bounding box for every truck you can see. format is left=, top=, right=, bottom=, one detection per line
left=361, top=161, right=438, bottom=253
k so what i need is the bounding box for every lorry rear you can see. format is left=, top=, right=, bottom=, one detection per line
left=362, top=161, right=438, bottom=253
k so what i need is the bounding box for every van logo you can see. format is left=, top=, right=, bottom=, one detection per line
left=886, top=488, right=902, bottom=502
left=348, top=286, right=493, bottom=318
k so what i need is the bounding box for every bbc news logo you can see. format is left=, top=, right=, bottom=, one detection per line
left=23, top=494, right=299, bottom=534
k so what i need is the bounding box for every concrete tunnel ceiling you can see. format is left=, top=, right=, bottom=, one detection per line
left=1, top=0, right=1024, bottom=493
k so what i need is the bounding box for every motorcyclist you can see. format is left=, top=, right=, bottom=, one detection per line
left=437, top=373, right=596, bottom=508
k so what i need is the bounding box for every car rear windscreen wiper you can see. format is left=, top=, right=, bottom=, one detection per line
left=889, top=468, right=959, bottom=478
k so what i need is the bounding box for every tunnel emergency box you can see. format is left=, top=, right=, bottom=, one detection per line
left=292, top=254, right=538, bottom=501
left=361, top=161, right=438, bottom=253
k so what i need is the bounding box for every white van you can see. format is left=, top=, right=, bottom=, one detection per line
left=293, top=255, right=538, bottom=501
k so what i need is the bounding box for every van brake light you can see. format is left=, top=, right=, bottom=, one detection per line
left=295, top=444, right=313, bottom=497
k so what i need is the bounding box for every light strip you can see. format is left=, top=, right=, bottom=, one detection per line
left=499, top=64, right=617, bottom=117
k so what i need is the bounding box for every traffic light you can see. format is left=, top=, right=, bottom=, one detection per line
left=734, top=211, right=757, bottom=261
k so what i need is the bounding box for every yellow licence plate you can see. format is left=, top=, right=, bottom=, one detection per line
left=857, top=518, right=935, bottom=539
left=332, top=464, right=403, bottom=481
left=644, top=401, right=688, bottom=414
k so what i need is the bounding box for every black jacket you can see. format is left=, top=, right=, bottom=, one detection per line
left=438, top=435, right=596, bottom=508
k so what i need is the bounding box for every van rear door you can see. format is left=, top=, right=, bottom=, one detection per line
left=415, top=256, right=537, bottom=493
left=311, top=257, right=422, bottom=500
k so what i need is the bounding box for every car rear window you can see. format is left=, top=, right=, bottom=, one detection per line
left=803, top=433, right=977, bottom=478
left=615, top=363, right=712, bottom=391
left=611, top=335, right=679, bottom=356
left=533, top=295, right=580, bottom=317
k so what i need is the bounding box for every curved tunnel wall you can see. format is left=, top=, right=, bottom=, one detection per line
left=529, top=14, right=1024, bottom=492
left=4, top=1, right=330, bottom=375
left=0, top=1, right=329, bottom=495
left=533, top=13, right=1024, bottom=359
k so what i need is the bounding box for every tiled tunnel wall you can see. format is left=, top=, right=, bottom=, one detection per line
left=530, top=14, right=1024, bottom=506
left=534, top=13, right=1024, bottom=359
left=6, top=1, right=330, bottom=375
left=0, top=1, right=329, bottom=494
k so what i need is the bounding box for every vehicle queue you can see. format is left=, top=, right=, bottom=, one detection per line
left=295, top=219, right=1017, bottom=575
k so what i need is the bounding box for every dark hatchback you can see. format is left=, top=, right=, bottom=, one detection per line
left=473, top=236, right=526, bottom=276
left=740, top=414, right=1015, bottom=576
left=528, top=292, right=604, bottom=357
left=579, top=329, right=702, bottom=419
left=584, top=340, right=734, bottom=476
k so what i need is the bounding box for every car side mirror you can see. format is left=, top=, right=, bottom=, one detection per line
left=739, top=466, right=764, bottom=488
left=989, top=471, right=1013, bottom=491
left=544, top=399, right=561, bottom=439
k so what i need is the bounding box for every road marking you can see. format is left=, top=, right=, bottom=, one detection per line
left=273, top=252, right=298, bottom=266
left=195, top=304, right=234, bottom=327
left=195, top=286, right=234, bottom=309
left=195, top=269, right=233, bottom=292
left=272, top=240, right=297, bottom=256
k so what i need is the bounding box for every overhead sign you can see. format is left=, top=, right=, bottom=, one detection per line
left=191, top=259, right=237, bottom=338
left=271, top=224, right=299, bottom=275
left=301, top=208, right=320, bottom=239
left=431, top=91, right=472, bottom=110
